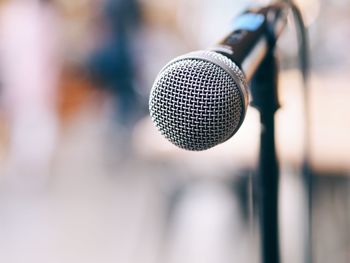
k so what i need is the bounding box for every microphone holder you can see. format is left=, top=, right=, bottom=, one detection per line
left=250, top=47, right=280, bottom=263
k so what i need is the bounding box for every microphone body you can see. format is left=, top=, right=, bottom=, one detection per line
left=149, top=3, right=289, bottom=151
left=213, top=3, right=288, bottom=81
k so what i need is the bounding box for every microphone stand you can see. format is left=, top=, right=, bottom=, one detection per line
left=250, top=48, right=280, bottom=263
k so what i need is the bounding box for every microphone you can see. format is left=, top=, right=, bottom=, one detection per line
left=149, top=3, right=289, bottom=151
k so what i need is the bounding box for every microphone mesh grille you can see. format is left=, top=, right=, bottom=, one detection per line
left=149, top=51, right=246, bottom=151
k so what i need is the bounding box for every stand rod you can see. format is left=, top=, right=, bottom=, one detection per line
left=251, top=50, right=280, bottom=263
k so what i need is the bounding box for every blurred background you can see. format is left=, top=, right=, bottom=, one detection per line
left=0, top=0, right=349, bottom=262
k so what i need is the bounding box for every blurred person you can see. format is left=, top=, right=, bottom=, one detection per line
left=0, top=0, right=63, bottom=185
left=87, top=0, right=142, bottom=138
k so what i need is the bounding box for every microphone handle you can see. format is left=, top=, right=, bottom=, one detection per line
left=211, top=3, right=289, bottom=81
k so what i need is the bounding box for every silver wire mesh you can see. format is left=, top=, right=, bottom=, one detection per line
left=149, top=51, right=246, bottom=151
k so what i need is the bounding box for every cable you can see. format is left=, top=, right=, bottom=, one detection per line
left=283, top=1, right=313, bottom=263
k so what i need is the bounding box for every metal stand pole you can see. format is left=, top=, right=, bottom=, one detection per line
left=251, top=49, right=280, bottom=263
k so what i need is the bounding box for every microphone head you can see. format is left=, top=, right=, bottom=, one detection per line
left=149, top=50, right=249, bottom=151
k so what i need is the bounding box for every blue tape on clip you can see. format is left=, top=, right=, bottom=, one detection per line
left=232, top=13, right=265, bottom=31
